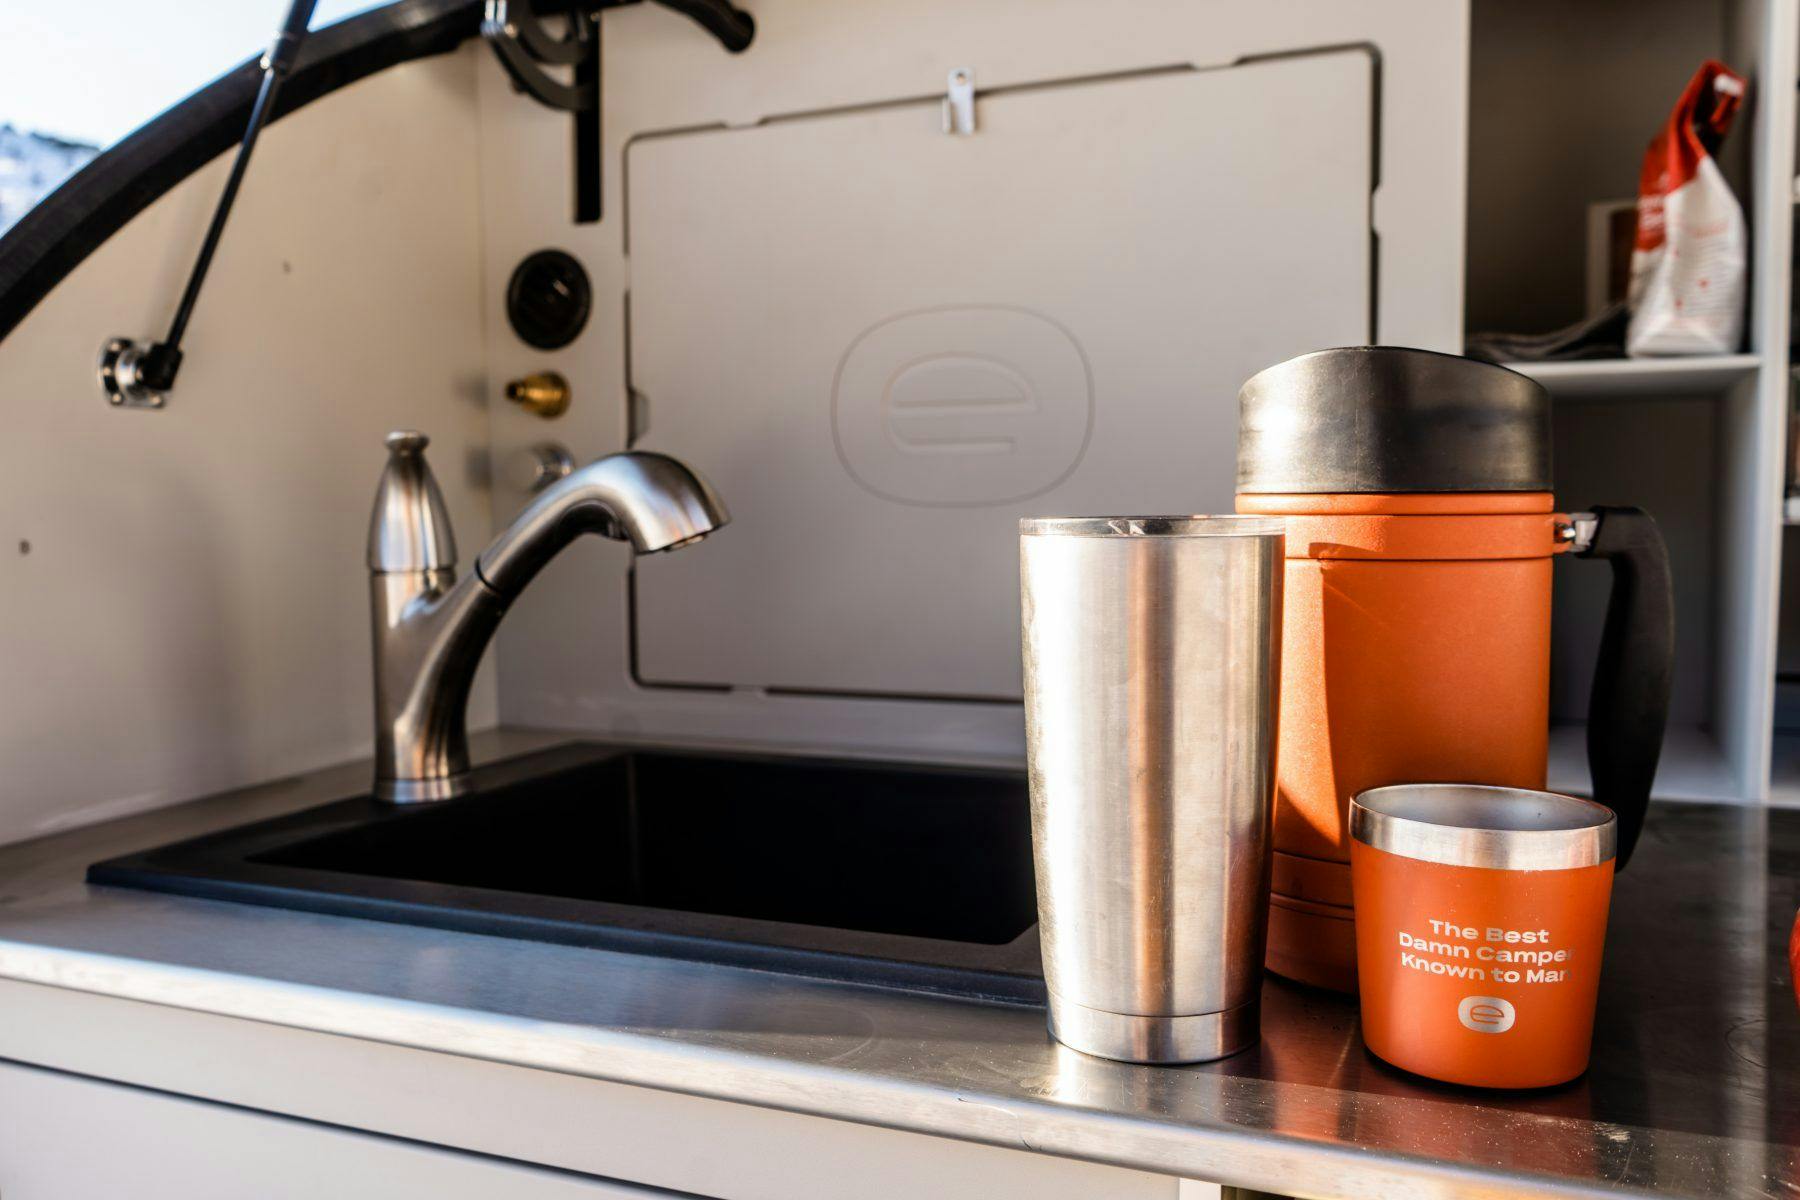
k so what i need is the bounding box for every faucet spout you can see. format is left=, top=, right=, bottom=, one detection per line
left=367, top=433, right=727, bottom=803
left=476, top=451, right=728, bottom=599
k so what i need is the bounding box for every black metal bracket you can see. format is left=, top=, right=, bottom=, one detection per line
left=99, top=0, right=320, bottom=407
left=91, top=0, right=751, bottom=406
left=480, top=0, right=753, bottom=224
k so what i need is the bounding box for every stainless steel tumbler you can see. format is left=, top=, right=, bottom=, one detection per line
left=1019, top=516, right=1284, bottom=1063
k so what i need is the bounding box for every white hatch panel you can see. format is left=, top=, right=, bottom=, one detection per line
left=629, top=52, right=1373, bottom=699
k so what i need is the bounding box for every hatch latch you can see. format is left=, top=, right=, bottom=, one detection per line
left=942, top=68, right=977, bottom=135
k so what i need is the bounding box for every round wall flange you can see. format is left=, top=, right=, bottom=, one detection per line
left=97, top=338, right=166, bottom=409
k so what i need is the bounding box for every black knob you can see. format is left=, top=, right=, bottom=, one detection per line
left=505, top=249, right=592, bottom=350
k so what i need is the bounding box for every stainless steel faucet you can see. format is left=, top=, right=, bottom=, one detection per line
left=367, top=430, right=728, bottom=802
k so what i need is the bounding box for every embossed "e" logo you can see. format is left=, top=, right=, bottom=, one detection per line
left=1457, top=995, right=1516, bottom=1034
left=831, top=306, right=1092, bottom=508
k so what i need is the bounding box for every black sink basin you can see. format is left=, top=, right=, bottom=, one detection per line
left=89, top=743, right=1044, bottom=1002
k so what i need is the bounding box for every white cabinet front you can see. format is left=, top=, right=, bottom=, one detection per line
left=630, top=51, right=1374, bottom=699
left=0, top=1061, right=690, bottom=1199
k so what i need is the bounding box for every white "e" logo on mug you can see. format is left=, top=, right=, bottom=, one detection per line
left=1457, top=995, right=1517, bottom=1034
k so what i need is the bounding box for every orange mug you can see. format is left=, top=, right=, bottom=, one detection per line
left=1350, top=784, right=1616, bottom=1089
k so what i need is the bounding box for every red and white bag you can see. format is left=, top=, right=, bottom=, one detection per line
left=1626, top=60, right=1748, bottom=357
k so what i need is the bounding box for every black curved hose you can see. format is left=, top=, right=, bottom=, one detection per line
left=649, top=0, right=755, bottom=51
left=0, top=0, right=755, bottom=348
left=0, top=0, right=485, bottom=349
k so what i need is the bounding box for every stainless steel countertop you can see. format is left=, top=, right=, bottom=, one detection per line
left=0, top=729, right=1793, bottom=1199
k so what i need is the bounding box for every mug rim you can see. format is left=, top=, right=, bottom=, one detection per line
left=1350, top=783, right=1617, bottom=871
left=1019, top=515, right=1285, bottom=538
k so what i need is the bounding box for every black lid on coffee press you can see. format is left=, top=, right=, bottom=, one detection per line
left=1235, top=346, right=1552, bottom=494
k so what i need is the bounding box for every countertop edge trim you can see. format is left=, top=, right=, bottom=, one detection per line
left=0, top=940, right=1665, bottom=1200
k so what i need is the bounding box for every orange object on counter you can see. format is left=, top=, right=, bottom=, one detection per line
left=1790, top=910, right=1800, bottom=1013
left=1235, top=347, right=1674, bottom=994
left=1236, top=491, right=1568, bottom=991
left=1350, top=785, right=1616, bottom=1089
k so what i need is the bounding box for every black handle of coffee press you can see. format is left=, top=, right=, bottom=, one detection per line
left=1576, top=505, right=1674, bottom=868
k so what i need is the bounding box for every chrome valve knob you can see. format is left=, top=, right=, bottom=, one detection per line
left=502, top=442, right=576, bottom=494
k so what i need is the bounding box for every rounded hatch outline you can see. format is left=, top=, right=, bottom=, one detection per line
left=829, top=303, right=1096, bottom=509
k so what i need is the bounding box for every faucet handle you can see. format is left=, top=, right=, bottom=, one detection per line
left=368, top=428, right=458, bottom=573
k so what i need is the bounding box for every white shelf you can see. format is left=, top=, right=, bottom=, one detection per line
left=1547, top=722, right=1743, bottom=804
left=1502, top=354, right=1761, bottom=398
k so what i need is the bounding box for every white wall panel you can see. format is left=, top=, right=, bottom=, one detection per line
left=629, top=55, right=1371, bottom=697
left=480, top=0, right=1468, bottom=763
left=0, top=48, right=495, bottom=845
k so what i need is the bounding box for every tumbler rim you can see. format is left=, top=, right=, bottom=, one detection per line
left=1351, top=784, right=1616, bottom=871
left=1020, top=515, right=1285, bottom=538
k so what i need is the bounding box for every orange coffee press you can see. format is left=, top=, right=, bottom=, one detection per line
left=1235, top=347, right=1674, bottom=992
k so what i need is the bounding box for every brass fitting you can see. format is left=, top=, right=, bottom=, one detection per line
left=504, top=371, right=570, bottom=419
